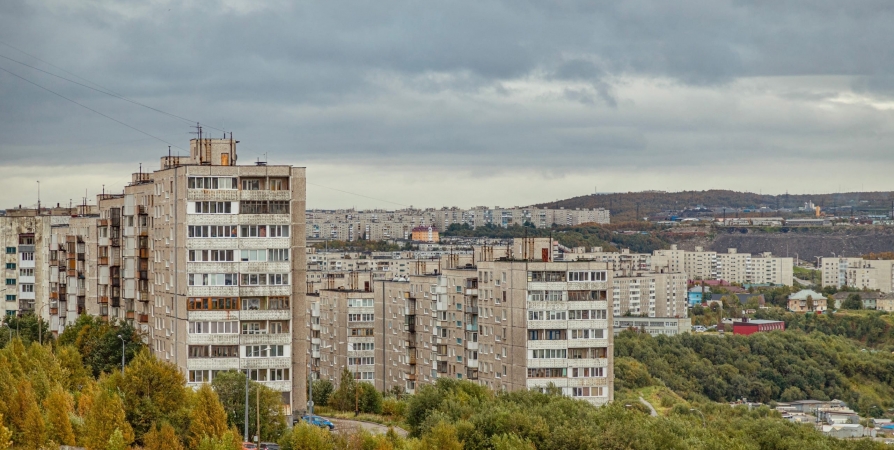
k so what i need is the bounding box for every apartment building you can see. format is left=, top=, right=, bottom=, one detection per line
left=612, top=317, right=692, bottom=336
left=653, top=245, right=792, bottom=286
left=4, top=138, right=307, bottom=417
left=306, top=240, right=617, bottom=407
left=307, top=206, right=609, bottom=241
left=820, top=257, right=894, bottom=293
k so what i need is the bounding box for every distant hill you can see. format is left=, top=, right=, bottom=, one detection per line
left=535, top=190, right=894, bottom=221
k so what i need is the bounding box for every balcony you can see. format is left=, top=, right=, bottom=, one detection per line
left=465, top=305, right=478, bottom=314
left=138, top=314, right=149, bottom=323
left=99, top=296, right=109, bottom=304
left=409, top=355, right=417, bottom=365
left=465, top=324, right=478, bottom=332
left=125, top=311, right=135, bottom=320
left=98, top=257, right=109, bottom=266
left=406, top=373, right=417, bottom=381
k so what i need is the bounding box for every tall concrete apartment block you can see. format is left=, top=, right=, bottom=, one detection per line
left=820, top=257, right=894, bottom=293
left=309, top=245, right=614, bottom=407
left=653, top=245, right=793, bottom=286
left=3, top=139, right=307, bottom=415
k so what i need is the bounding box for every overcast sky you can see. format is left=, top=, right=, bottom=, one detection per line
left=1, top=0, right=893, bottom=210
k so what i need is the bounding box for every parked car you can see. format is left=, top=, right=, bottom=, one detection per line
left=693, top=325, right=706, bottom=333
left=301, top=415, right=336, bottom=430
left=242, top=443, right=257, bottom=450
left=259, top=443, right=280, bottom=450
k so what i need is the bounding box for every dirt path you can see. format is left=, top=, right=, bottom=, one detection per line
left=322, top=416, right=409, bottom=437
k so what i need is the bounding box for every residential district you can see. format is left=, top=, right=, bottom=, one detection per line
left=2, top=138, right=892, bottom=439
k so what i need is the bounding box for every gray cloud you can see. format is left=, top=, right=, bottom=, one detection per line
left=1, top=0, right=893, bottom=207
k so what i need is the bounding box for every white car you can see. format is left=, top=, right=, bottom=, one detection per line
left=693, top=326, right=707, bottom=333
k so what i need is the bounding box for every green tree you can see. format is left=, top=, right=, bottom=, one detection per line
left=211, top=370, right=287, bottom=442
left=329, top=368, right=359, bottom=413
left=842, top=293, right=863, bottom=310
left=188, top=384, right=231, bottom=448
left=82, top=387, right=134, bottom=450
left=279, top=422, right=333, bottom=450
left=0, top=313, right=52, bottom=347
left=115, top=349, right=188, bottom=441
left=359, top=382, right=384, bottom=414
left=59, top=315, right=143, bottom=377
left=106, top=428, right=127, bottom=450
left=310, top=379, right=334, bottom=407
left=143, top=423, right=186, bottom=450
left=419, top=421, right=462, bottom=450
left=195, top=431, right=241, bottom=450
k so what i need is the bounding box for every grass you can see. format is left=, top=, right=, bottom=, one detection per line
left=637, top=386, right=689, bottom=416
left=314, top=406, right=408, bottom=430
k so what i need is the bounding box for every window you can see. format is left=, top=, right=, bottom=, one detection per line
left=240, top=225, right=267, bottom=238
left=571, top=367, right=605, bottom=378
left=528, top=271, right=566, bottom=282
left=568, top=271, right=607, bottom=282
left=242, top=298, right=261, bottom=310
left=268, top=178, right=287, bottom=191
left=210, top=345, right=239, bottom=357
left=568, top=291, right=607, bottom=301
left=568, top=309, right=607, bottom=320
left=189, top=321, right=239, bottom=333
left=5, top=295, right=15, bottom=301
left=4, top=247, right=14, bottom=254
left=527, top=311, right=566, bottom=321
left=350, top=328, right=374, bottom=337
left=20, top=284, right=33, bottom=293
left=269, top=297, right=289, bottom=310
left=529, top=349, right=567, bottom=359
left=245, top=345, right=285, bottom=358
left=268, top=249, right=289, bottom=262
left=193, top=201, right=232, bottom=214
left=242, top=322, right=265, bottom=334
left=5, top=263, right=15, bottom=269
left=188, top=370, right=210, bottom=383
left=270, top=368, right=290, bottom=381
left=241, top=201, right=267, bottom=214
left=187, top=298, right=239, bottom=310
left=20, top=252, right=33, bottom=261
left=5, top=279, right=15, bottom=286
left=188, top=274, right=238, bottom=286
left=348, top=313, right=375, bottom=322
left=188, top=177, right=237, bottom=190
left=572, top=387, right=605, bottom=397
left=269, top=225, right=289, bottom=237
left=241, top=179, right=261, bottom=190
left=188, top=345, right=210, bottom=358
left=240, top=249, right=266, bottom=262
left=527, top=368, right=566, bottom=378
left=347, top=298, right=374, bottom=307
left=570, top=329, right=605, bottom=339
left=349, top=342, right=375, bottom=351
left=268, top=274, right=289, bottom=285
left=188, top=250, right=235, bottom=261
left=348, top=357, right=375, bottom=365
left=188, top=225, right=237, bottom=238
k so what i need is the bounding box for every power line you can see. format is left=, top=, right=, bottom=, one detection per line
left=306, top=182, right=410, bottom=208
left=0, top=44, right=227, bottom=133
left=0, top=64, right=185, bottom=151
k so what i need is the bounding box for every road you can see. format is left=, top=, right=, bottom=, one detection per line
left=323, top=417, right=409, bottom=437
left=639, top=396, right=658, bottom=417
left=793, top=277, right=814, bottom=286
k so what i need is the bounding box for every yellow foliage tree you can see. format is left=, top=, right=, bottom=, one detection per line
left=187, top=384, right=231, bottom=448
left=82, top=388, right=134, bottom=450
left=0, top=413, right=11, bottom=450
left=418, top=422, right=462, bottom=450
left=10, top=379, right=46, bottom=448
left=44, top=385, right=76, bottom=446
left=143, top=423, right=186, bottom=450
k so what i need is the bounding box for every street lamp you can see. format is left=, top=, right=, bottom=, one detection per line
left=244, top=345, right=269, bottom=443
left=117, top=334, right=126, bottom=374
left=690, top=408, right=706, bottom=428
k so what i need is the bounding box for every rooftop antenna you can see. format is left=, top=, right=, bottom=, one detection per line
left=36, top=180, right=40, bottom=213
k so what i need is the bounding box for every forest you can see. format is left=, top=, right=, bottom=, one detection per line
left=615, top=329, right=894, bottom=417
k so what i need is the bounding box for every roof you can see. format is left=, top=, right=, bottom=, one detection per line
left=788, top=289, right=825, bottom=300
left=411, top=226, right=438, bottom=232
left=734, top=319, right=783, bottom=325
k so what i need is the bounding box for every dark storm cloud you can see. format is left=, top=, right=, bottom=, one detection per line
left=1, top=0, right=894, bottom=175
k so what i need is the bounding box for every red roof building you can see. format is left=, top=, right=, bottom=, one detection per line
left=732, top=319, right=785, bottom=335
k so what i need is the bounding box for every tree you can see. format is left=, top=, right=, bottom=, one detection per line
left=0, top=414, right=11, bottom=450
left=115, top=349, right=188, bottom=440
left=806, top=295, right=815, bottom=312
left=82, top=388, right=134, bottom=450
left=188, top=384, right=231, bottom=448
left=106, top=428, right=127, bottom=450
left=44, top=385, right=76, bottom=446
left=329, top=368, right=359, bottom=413
left=0, top=313, right=52, bottom=347
left=10, top=379, right=46, bottom=449
left=143, top=423, right=185, bottom=450
left=359, top=382, right=384, bottom=414
left=842, top=294, right=863, bottom=310
left=211, top=370, right=287, bottom=443
left=59, top=315, right=143, bottom=377
left=419, top=421, right=462, bottom=450
left=279, top=422, right=333, bottom=450
left=195, top=431, right=241, bottom=450
left=310, top=379, right=334, bottom=407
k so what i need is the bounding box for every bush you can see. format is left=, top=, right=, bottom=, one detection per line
left=382, top=397, right=407, bottom=419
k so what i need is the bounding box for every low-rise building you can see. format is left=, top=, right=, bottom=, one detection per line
left=732, top=319, right=784, bottom=335
left=787, top=289, right=828, bottom=313
left=612, top=317, right=691, bottom=336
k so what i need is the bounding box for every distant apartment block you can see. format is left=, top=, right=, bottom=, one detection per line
left=1, top=138, right=307, bottom=417
left=820, top=257, right=894, bottom=293
left=612, top=317, right=691, bottom=336
left=653, top=245, right=793, bottom=286
left=306, top=206, right=609, bottom=241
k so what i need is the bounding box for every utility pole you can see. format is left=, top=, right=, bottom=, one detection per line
left=117, top=334, right=126, bottom=374
left=256, top=386, right=260, bottom=444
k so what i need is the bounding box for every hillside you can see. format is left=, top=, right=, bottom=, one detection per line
left=536, top=190, right=894, bottom=221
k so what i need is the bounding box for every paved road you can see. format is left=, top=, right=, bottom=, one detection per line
left=793, top=277, right=814, bottom=286
left=324, top=417, right=409, bottom=437
left=639, top=396, right=658, bottom=417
